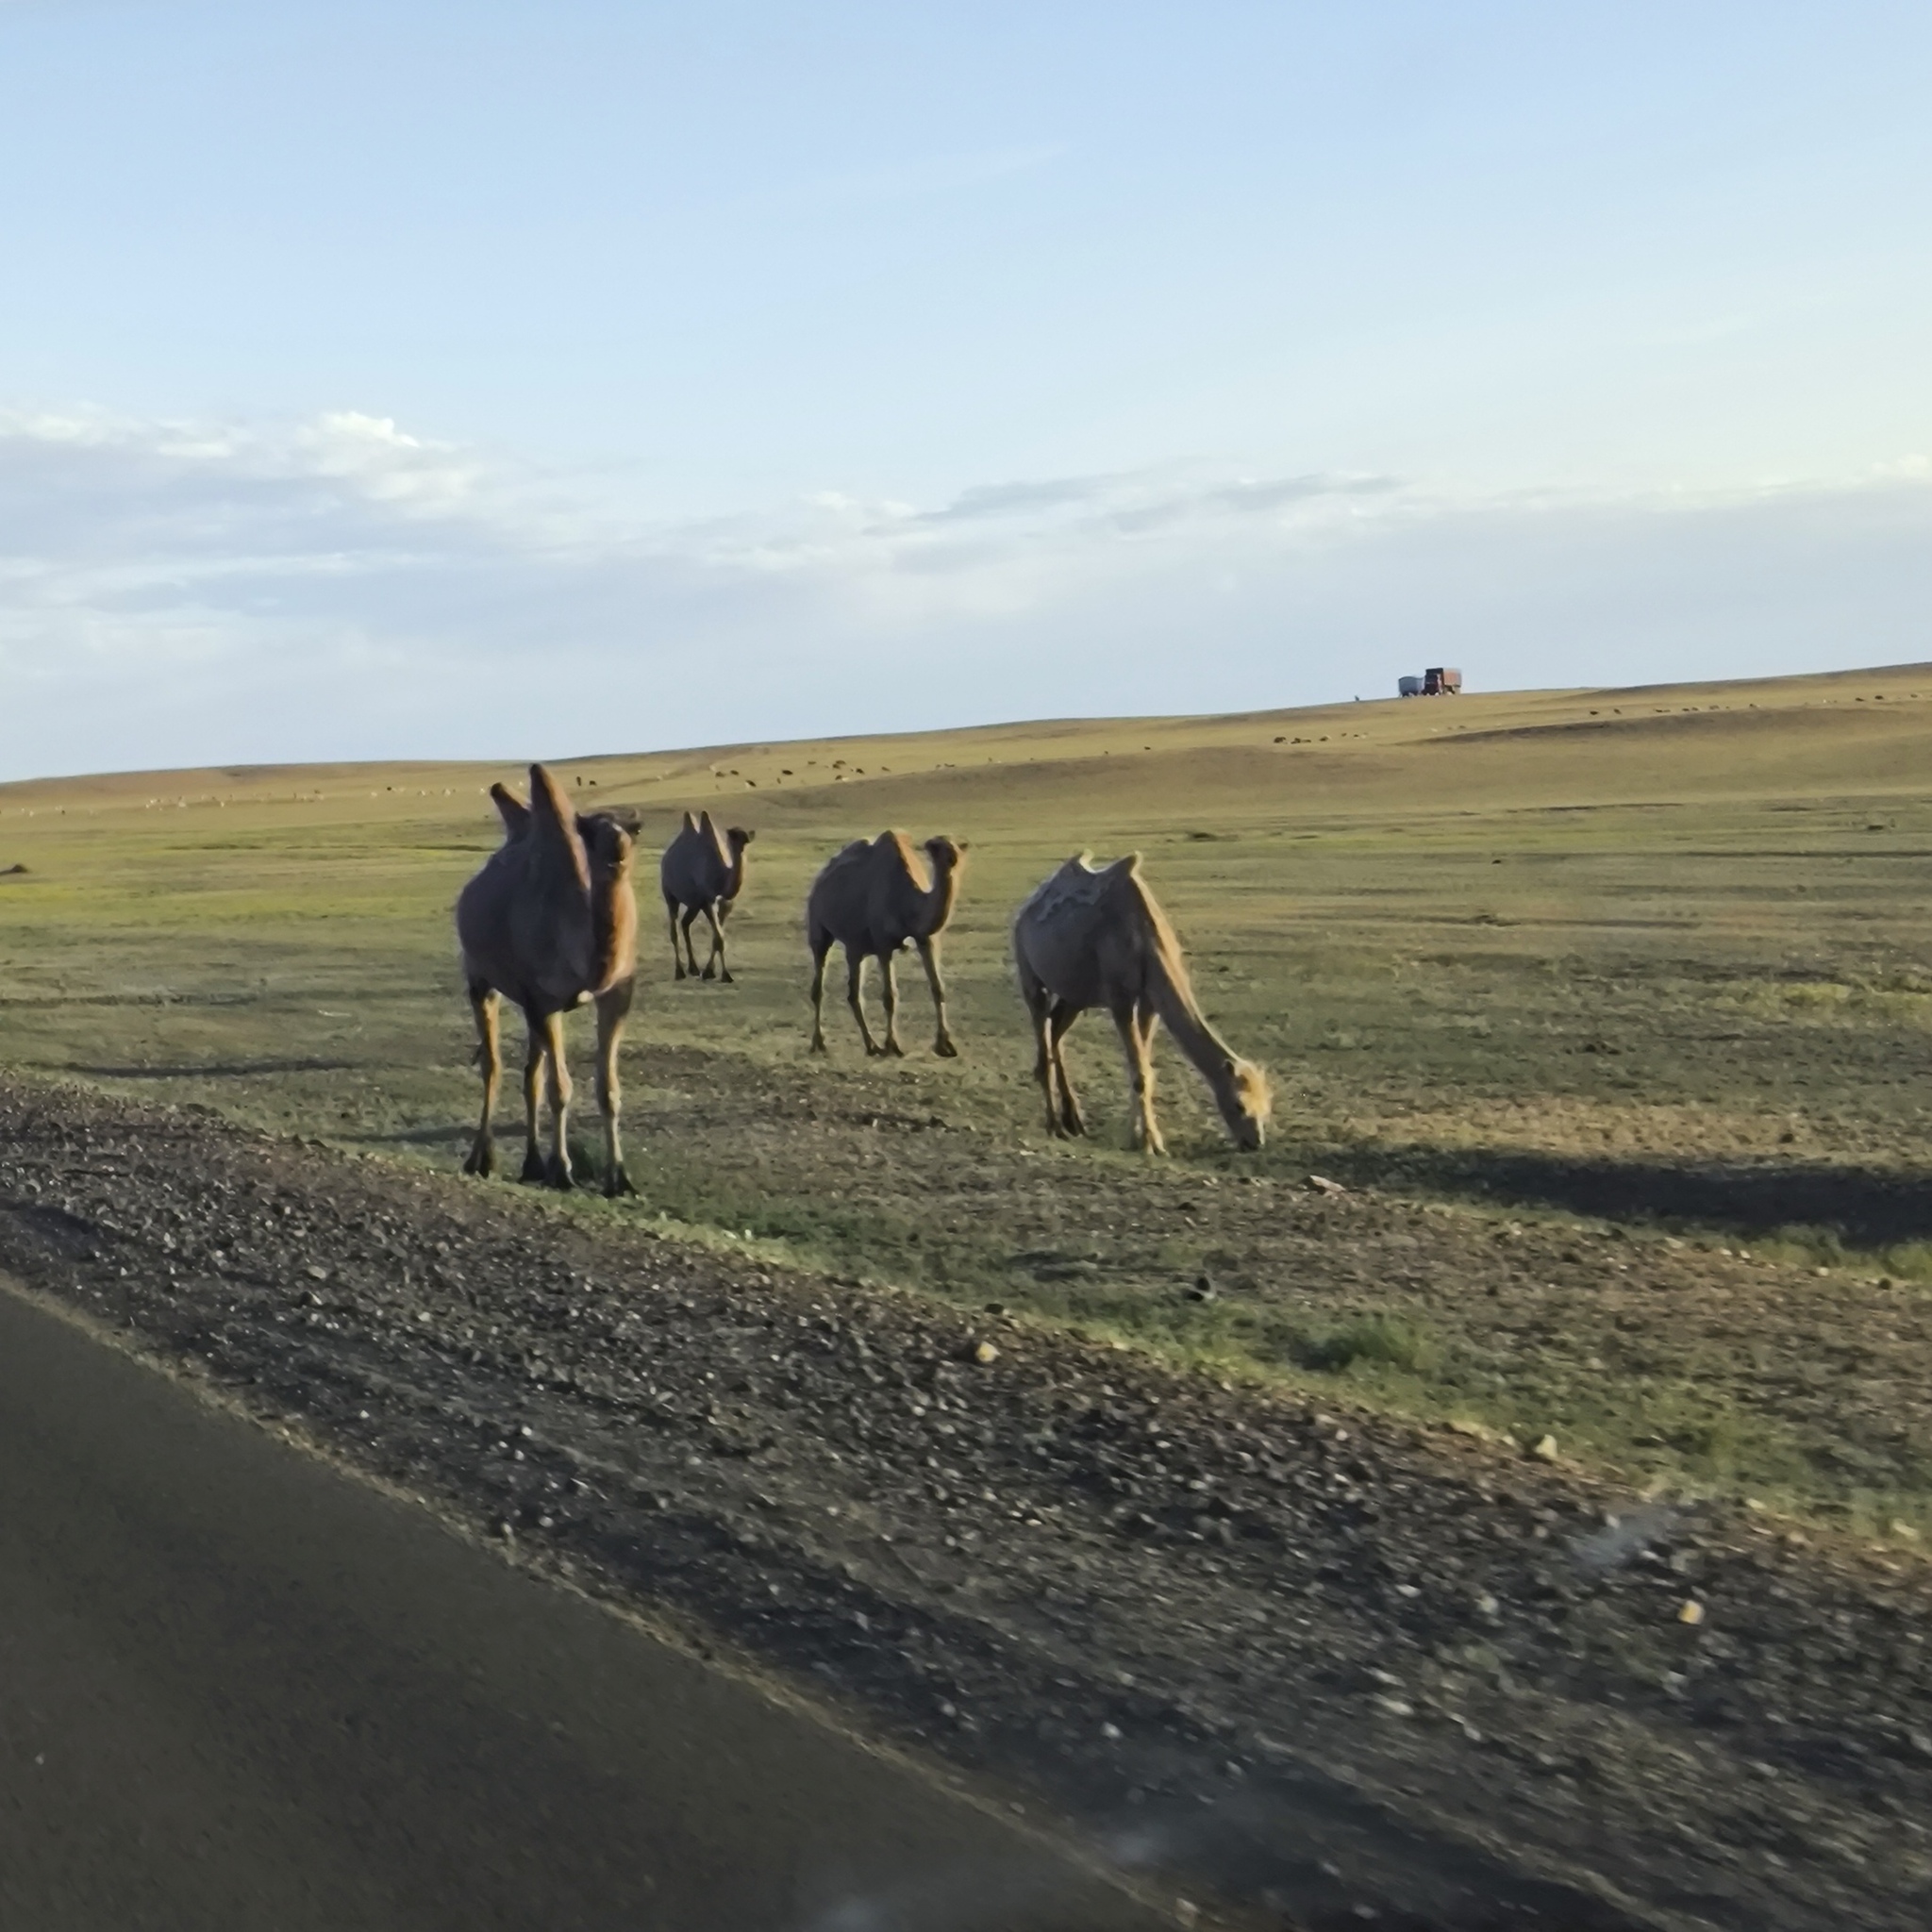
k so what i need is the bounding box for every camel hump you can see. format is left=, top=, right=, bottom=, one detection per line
left=528, top=763, right=591, bottom=891
left=698, top=808, right=717, bottom=837
left=490, top=783, right=531, bottom=840
left=679, top=809, right=699, bottom=836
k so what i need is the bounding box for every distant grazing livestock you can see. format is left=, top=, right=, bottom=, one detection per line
left=1012, top=852, right=1270, bottom=1154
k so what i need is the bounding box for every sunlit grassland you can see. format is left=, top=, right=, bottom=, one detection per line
left=6, top=665, right=1932, bottom=1532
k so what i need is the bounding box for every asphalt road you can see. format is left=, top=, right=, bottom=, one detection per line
left=0, top=1280, right=1162, bottom=1932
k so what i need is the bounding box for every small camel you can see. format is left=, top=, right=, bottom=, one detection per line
left=1011, top=853, right=1271, bottom=1154
left=659, top=810, right=754, bottom=982
left=455, top=764, right=640, bottom=1194
left=807, top=831, right=967, bottom=1058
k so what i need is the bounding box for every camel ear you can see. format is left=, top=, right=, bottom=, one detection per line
left=741, top=827, right=757, bottom=843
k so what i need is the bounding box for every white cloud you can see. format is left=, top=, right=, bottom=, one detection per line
left=1, top=406, right=1929, bottom=777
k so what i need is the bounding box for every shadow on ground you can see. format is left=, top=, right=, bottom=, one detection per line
left=74, top=1058, right=360, bottom=1080
left=1346, top=1145, right=1932, bottom=1250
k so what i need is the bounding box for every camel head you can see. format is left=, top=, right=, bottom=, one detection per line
left=575, top=810, right=636, bottom=880
left=726, top=826, right=755, bottom=853
left=1217, top=1057, right=1273, bottom=1151
left=923, top=835, right=968, bottom=874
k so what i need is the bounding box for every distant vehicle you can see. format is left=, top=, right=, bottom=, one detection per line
left=1397, top=675, right=1423, bottom=697
left=1397, top=668, right=1462, bottom=696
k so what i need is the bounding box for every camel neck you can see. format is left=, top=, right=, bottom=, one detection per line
left=920, top=862, right=960, bottom=937
left=1145, top=953, right=1238, bottom=1085
left=587, top=864, right=634, bottom=989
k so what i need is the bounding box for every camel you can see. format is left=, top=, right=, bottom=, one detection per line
left=658, top=810, right=755, bottom=982
left=1011, top=853, right=1271, bottom=1154
left=455, top=764, right=640, bottom=1194
left=807, top=831, right=967, bottom=1058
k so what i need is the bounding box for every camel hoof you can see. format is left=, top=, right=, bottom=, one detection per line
left=545, top=1160, right=576, bottom=1191
left=604, top=1166, right=638, bottom=1199
left=701, top=965, right=716, bottom=982
left=933, top=1038, right=959, bottom=1058
left=462, top=1142, right=494, bottom=1177
left=808, top=1038, right=827, bottom=1056
left=719, top=972, right=735, bottom=985
left=674, top=967, right=687, bottom=982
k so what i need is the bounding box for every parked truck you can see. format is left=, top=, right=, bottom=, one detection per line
left=1397, top=668, right=1463, bottom=696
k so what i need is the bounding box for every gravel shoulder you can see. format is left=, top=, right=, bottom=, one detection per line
left=3, top=1080, right=1929, bottom=1931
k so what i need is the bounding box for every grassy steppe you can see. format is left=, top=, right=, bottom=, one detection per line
left=6, top=665, right=1932, bottom=1536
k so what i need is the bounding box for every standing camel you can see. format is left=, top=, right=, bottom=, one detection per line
left=1011, top=853, right=1271, bottom=1154
left=455, top=763, right=640, bottom=1194
left=658, top=810, right=755, bottom=982
left=807, top=831, right=967, bottom=1058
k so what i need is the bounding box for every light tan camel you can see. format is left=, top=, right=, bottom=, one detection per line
left=1011, top=853, right=1271, bottom=1154
left=807, top=831, right=967, bottom=1057
left=455, top=764, right=640, bottom=1193
left=659, top=810, right=754, bottom=982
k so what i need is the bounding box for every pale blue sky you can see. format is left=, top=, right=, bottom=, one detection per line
left=3, top=2, right=1929, bottom=774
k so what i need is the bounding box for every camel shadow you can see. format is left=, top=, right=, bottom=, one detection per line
left=1352, top=1143, right=1932, bottom=1250
left=73, top=1058, right=359, bottom=1079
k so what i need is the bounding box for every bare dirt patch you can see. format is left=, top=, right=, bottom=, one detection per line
left=4, top=1080, right=1928, bottom=1931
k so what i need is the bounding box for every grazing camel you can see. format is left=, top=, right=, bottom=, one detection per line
left=1011, top=853, right=1271, bottom=1154
left=807, top=831, right=967, bottom=1058
left=659, top=810, right=755, bottom=982
left=455, top=764, right=640, bottom=1194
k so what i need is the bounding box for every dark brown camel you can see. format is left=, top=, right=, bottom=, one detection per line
left=806, top=831, right=966, bottom=1057
left=455, top=764, right=640, bottom=1193
left=659, top=809, right=754, bottom=982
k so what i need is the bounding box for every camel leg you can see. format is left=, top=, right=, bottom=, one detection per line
left=463, top=982, right=501, bottom=1176
left=915, top=937, right=958, bottom=1058
left=1135, top=1002, right=1165, bottom=1154
left=700, top=903, right=731, bottom=982
left=879, top=951, right=906, bottom=1057
left=679, top=906, right=705, bottom=979
left=808, top=939, right=833, bottom=1053
left=1048, top=1004, right=1087, bottom=1137
left=665, top=895, right=687, bottom=980
left=1020, top=963, right=1061, bottom=1135
left=593, top=980, right=637, bottom=1197
left=846, top=950, right=884, bottom=1057
left=519, top=1014, right=549, bottom=1182
left=1112, top=1002, right=1165, bottom=1156
left=539, top=1008, right=575, bottom=1190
